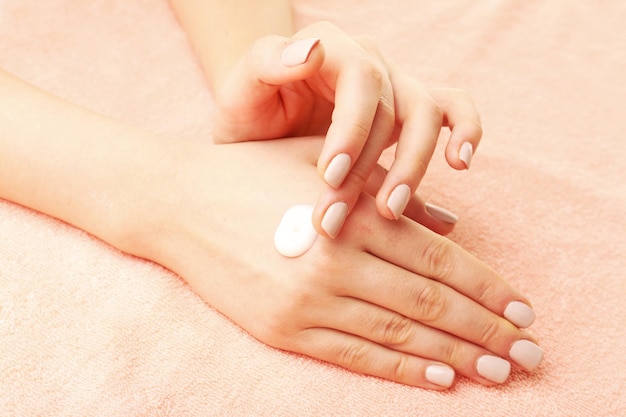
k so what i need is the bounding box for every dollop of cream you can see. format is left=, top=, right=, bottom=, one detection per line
left=274, top=205, right=318, bottom=257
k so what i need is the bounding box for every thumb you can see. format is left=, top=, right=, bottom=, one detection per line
left=214, top=36, right=325, bottom=143
left=281, top=37, right=323, bottom=69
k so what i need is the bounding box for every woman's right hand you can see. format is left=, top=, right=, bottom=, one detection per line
left=138, top=137, right=542, bottom=390
left=210, top=22, right=483, bottom=238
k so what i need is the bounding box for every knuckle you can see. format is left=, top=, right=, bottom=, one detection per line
left=441, top=338, right=464, bottom=366
left=390, top=354, right=410, bottom=382
left=255, top=284, right=316, bottom=345
left=470, top=119, right=484, bottom=139
left=411, top=282, right=447, bottom=324
left=381, top=314, right=415, bottom=346
left=377, top=95, right=396, bottom=126
left=337, top=342, right=369, bottom=370
left=424, top=95, right=444, bottom=123
left=354, top=34, right=377, bottom=49
left=346, top=118, right=372, bottom=143
left=354, top=58, right=384, bottom=90
left=473, top=277, right=496, bottom=306
left=419, top=237, right=458, bottom=282
left=477, top=318, right=501, bottom=347
left=343, top=164, right=369, bottom=192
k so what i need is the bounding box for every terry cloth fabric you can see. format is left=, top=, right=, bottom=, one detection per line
left=1, top=1, right=625, bottom=415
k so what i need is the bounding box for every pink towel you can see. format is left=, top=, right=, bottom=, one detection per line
left=1, top=0, right=625, bottom=415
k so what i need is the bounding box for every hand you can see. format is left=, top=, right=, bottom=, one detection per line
left=138, top=137, right=541, bottom=390
left=211, top=22, right=482, bottom=238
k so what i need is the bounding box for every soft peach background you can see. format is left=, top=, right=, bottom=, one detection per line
left=1, top=1, right=624, bottom=415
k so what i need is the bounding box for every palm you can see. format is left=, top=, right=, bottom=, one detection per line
left=214, top=76, right=334, bottom=142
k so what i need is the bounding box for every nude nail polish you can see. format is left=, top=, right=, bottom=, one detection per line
left=503, top=301, right=536, bottom=328
left=281, top=38, right=320, bottom=67
left=476, top=355, right=511, bottom=384
left=324, top=153, right=351, bottom=188
left=321, top=202, right=348, bottom=238
left=509, top=340, right=544, bottom=371
left=459, top=142, right=473, bottom=169
left=387, top=184, right=411, bottom=219
left=425, top=364, right=455, bottom=388
left=425, top=202, right=459, bottom=224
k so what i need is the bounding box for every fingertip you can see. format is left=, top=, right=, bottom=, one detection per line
left=378, top=183, right=412, bottom=220
left=244, top=35, right=325, bottom=87
left=503, top=301, right=536, bottom=328
left=402, top=197, right=456, bottom=236
left=312, top=197, right=349, bottom=239
left=459, top=141, right=474, bottom=169
left=425, top=202, right=459, bottom=225
left=281, top=38, right=322, bottom=67
left=445, top=137, right=476, bottom=170
left=425, top=364, right=456, bottom=389
left=320, top=201, right=349, bottom=239
left=442, top=111, right=482, bottom=170
left=322, top=153, right=352, bottom=188
left=314, top=180, right=366, bottom=239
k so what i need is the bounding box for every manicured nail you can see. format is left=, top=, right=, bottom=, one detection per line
left=281, top=38, right=320, bottom=67
left=425, top=364, right=455, bottom=388
left=321, top=202, right=349, bottom=238
left=476, top=355, right=511, bottom=384
left=459, top=142, right=473, bottom=169
left=425, top=202, right=459, bottom=224
left=509, top=340, right=544, bottom=371
left=387, top=184, right=411, bottom=219
left=503, top=301, right=536, bottom=328
left=324, top=153, right=352, bottom=188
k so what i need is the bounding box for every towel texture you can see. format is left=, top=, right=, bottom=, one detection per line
left=1, top=1, right=625, bottom=415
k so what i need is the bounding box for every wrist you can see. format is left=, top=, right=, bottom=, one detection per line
left=111, top=137, right=192, bottom=263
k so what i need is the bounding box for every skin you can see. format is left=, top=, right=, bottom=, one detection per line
left=169, top=1, right=483, bottom=237
left=0, top=69, right=536, bottom=389
left=158, top=138, right=537, bottom=389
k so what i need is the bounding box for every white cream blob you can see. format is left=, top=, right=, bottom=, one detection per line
left=274, top=205, right=318, bottom=257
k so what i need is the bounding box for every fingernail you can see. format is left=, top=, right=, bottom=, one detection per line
left=425, top=364, right=455, bottom=388
left=321, top=202, right=349, bottom=238
left=459, top=142, right=473, bottom=169
left=476, top=355, right=511, bottom=384
left=425, top=202, right=459, bottom=224
left=324, top=153, right=352, bottom=188
left=503, top=301, right=536, bottom=328
left=387, top=184, right=412, bottom=219
left=509, top=340, right=544, bottom=371
left=281, top=38, right=320, bottom=67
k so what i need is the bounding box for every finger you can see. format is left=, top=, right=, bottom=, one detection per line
left=213, top=35, right=325, bottom=143
left=291, top=327, right=456, bottom=389
left=315, top=295, right=515, bottom=386
left=312, top=68, right=395, bottom=238
left=316, top=52, right=389, bottom=188
left=375, top=85, right=443, bottom=220
left=429, top=88, right=483, bottom=170
left=349, top=196, right=537, bottom=330
left=365, top=164, right=456, bottom=235
left=324, top=244, right=540, bottom=375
